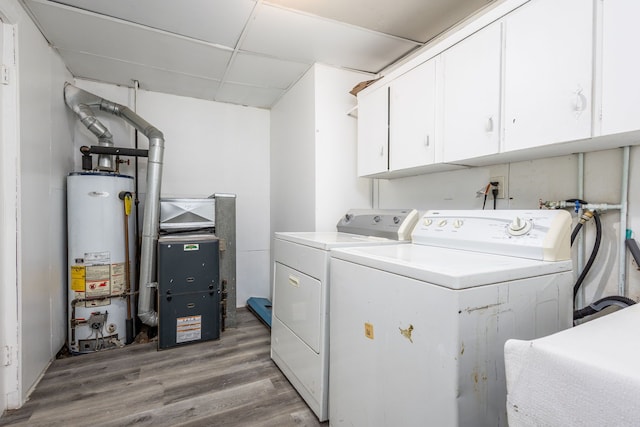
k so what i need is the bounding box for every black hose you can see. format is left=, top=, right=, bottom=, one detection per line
left=573, top=295, right=636, bottom=320
left=570, top=222, right=583, bottom=246
left=573, top=210, right=602, bottom=300
left=568, top=199, right=590, bottom=246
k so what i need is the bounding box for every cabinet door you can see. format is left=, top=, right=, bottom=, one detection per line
left=357, top=86, right=389, bottom=176
left=389, top=59, right=437, bottom=170
left=601, top=0, right=640, bottom=135
left=442, top=22, right=502, bottom=163
left=503, top=0, right=593, bottom=151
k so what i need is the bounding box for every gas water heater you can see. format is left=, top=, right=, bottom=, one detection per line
left=67, top=172, right=135, bottom=353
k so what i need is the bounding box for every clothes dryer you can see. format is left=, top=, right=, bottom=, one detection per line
left=271, top=209, right=419, bottom=421
left=329, top=209, right=574, bottom=427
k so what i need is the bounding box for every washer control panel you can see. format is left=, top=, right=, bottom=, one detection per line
left=412, top=210, right=572, bottom=261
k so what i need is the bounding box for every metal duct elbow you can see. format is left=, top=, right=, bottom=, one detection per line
left=64, top=82, right=164, bottom=327
left=64, top=84, right=116, bottom=171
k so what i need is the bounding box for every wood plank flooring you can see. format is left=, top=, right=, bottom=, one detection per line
left=0, top=309, right=327, bottom=427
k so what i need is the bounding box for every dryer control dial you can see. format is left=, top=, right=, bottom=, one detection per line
left=507, top=217, right=532, bottom=236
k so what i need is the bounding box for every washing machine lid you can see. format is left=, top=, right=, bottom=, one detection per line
left=330, top=244, right=572, bottom=289
left=275, top=231, right=406, bottom=251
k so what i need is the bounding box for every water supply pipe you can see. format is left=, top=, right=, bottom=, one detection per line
left=577, top=153, right=585, bottom=307
left=619, top=146, right=630, bottom=296
left=64, top=82, right=163, bottom=326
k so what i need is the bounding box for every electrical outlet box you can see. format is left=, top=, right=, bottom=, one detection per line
left=490, top=176, right=506, bottom=199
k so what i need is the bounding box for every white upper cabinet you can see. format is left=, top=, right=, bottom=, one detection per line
left=601, top=0, right=640, bottom=135
left=502, top=0, right=593, bottom=152
left=442, top=22, right=502, bottom=163
left=389, top=58, right=438, bottom=170
left=354, top=0, right=637, bottom=179
left=357, top=85, right=389, bottom=176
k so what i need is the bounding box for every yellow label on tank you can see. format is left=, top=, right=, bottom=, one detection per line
left=70, top=265, right=85, bottom=292
left=124, top=194, right=132, bottom=216
left=364, top=322, right=374, bottom=340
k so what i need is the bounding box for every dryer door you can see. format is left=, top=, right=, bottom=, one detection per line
left=273, top=262, right=321, bottom=353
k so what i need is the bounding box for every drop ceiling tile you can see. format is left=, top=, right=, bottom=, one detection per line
left=241, top=4, right=421, bottom=73
left=48, top=0, right=256, bottom=47
left=215, top=82, right=283, bottom=108
left=264, top=0, right=495, bottom=44
left=60, top=49, right=221, bottom=101
left=26, top=0, right=233, bottom=79
left=226, top=52, right=310, bottom=89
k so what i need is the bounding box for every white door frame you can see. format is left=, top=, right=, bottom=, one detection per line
left=0, top=3, right=22, bottom=411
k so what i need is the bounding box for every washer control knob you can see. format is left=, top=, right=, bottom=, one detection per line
left=373, top=215, right=381, bottom=223
left=393, top=216, right=400, bottom=224
left=423, top=218, right=433, bottom=226
left=453, top=219, right=464, bottom=228
left=438, top=219, right=448, bottom=227
left=507, top=217, right=532, bottom=236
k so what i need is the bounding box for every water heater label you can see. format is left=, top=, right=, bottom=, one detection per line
left=184, top=244, right=199, bottom=251
left=86, top=265, right=111, bottom=299
left=110, top=263, right=126, bottom=295
left=70, top=265, right=85, bottom=292
left=176, top=315, right=202, bottom=343
left=84, top=251, right=110, bottom=265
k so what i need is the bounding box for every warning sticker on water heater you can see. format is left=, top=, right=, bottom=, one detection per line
left=176, top=315, right=202, bottom=343
left=110, top=263, right=125, bottom=295
left=84, top=251, right=110, bottom=265
left=85, top=265, right=111, bottom=298
left=70, top=265, right=86, bottom=292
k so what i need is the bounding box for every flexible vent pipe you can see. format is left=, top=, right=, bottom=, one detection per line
left=64, top=82, right=163, bottom=326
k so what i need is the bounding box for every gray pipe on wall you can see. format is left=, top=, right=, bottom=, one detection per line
left=64, top=82, right=163, bottom=326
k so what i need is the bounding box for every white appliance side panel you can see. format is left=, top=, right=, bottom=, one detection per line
left=271, top=316, right=327, bottom=421
left=455, top=270, right=573, bottom=427
left=274, top=238, right=327, bottom=281
left=330, top=258, right=460, bottom=427
left=330, top=259, right=573, bottom=427
left=273, top=262, right=322, bottom=353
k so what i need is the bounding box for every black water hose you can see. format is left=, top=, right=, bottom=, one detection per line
left=568, top=203, right=637, bottom=319
left=568, top=199, right=590, bottom=246
left=574, top=295, right=636, bottom=320
left=573, top=210, right=602, bottom=299
left=570, top=222, right=583, bottom=246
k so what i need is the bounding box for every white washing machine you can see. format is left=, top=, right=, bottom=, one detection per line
left=329, top=209, right=574, bottom=427
left=271, top=209, right=419, bottom=421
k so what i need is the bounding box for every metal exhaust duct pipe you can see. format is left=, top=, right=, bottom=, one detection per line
left=73, top=101, right=115, bottom=171
left=64, top=82, right=163, bottom=326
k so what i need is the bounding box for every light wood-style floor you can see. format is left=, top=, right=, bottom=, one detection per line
left=0, top=308, right=326, bottom=427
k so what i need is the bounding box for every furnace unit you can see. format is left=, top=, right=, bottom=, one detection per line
left=157, top=234, right=221, bottom=349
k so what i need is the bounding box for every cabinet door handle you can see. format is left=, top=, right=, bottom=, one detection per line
left=379, top=145, right=384, bottom=156
left=485, top=116, right=494, bottom=133
left=424, top=134, right=430, bottom=147
left=574, top=88, right=587, bottom=114
left=288, top=275, right=300, bottom=287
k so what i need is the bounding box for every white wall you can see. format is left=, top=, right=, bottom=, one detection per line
left=0, top=0, right=75, bottom=410
left=377, top=146, right=640, bottom=315
left=270, top=63, right=371, bottom=236
left=270, top=67, right=317, bottom=234
left=72, top=80, right=271, bottom=307
left=314, top=64, right=371, bottom=230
